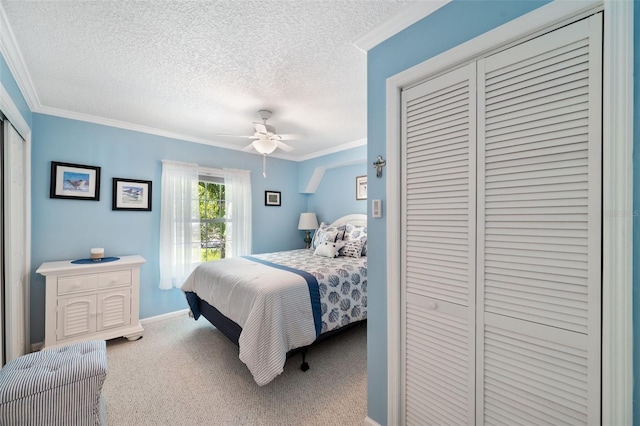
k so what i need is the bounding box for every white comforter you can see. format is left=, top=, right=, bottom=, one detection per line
left=181, top=257, right=317, bottom=385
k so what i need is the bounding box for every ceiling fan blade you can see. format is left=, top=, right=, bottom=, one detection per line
left=276, top=141, right=294, bottom=152
left=274, top=133, right=306, bottom=141
left=216, top=134, right=258, bottom=139
left=253, top=122, right=268, bottom=134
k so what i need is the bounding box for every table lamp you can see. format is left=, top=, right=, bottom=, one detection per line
left=298, top=212, right=319, bottom=249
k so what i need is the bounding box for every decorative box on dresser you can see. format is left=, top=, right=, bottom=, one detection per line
left=36, top=255, right=145, bottom=349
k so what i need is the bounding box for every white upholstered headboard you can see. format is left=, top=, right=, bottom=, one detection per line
left=330, top=214, right=367, bottom=228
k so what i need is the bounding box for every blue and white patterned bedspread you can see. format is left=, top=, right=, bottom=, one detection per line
left=182, top=249, right=367, bottom=385
left=251, top=249, right=367, bottom=334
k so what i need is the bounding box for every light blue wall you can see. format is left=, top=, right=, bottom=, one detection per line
left=633, top=2, right=640, bottom=424
left=30, top=113, right=306, bottom=343
left=297, top=145, right=366, bottom=193
left=0, top=54, right=32, bottom=128
left=366, top=1, right=552, bottom=424
left=307, top=163, right=367, bottom=224
left=299, top=145, right=367, bottom=224
left=298, top=145, right=367, bottom=238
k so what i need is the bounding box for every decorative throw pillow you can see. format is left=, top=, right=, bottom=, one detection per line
left=314, top=240, right=346, bottom=258
left=341, top=239, right=364, bottom=258
left=311, top=222, right=342, bottom=249
left=343, top=223, right=367, bottom=256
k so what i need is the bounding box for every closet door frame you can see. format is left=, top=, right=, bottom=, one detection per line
left=385, top=1, right=633, bottom=425
left=0, top=82, right=32, bottom=358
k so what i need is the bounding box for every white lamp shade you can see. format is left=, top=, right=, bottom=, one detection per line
left=298, top=212, right=319, bottom=230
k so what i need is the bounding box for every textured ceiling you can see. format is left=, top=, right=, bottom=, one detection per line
left=1, top=0, right=413, bottom=159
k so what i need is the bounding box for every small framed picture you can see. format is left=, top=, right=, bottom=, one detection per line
left=356, top=175, right=367, bottom=200
left=50, top=161, right=101, bottom=201
left=112, top=178, right=152, bottom=211
left=265, top=190, right=281, bottom=206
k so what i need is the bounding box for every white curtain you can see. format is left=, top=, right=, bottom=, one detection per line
left=159, top=160, right=200, bottom=289
left=223, top=168, right=252, bottom=257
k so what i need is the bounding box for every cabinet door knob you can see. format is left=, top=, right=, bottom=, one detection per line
left=426, top=301, right=438, bottom=310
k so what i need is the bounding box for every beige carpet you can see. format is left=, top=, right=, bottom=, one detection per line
left=102, top=313, right=367, bottom=425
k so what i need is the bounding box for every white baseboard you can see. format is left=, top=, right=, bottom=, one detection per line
left=140, top=308, right=190, bottom=325
left=364, top=416, right=381, bottom=426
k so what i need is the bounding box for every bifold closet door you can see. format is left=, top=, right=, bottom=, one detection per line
left=476, top=14, right=602, bottom=425
left=400, top=63, right=476, bottom=425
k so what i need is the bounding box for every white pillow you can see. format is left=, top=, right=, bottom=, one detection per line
left=314, top=240, right=345, bottom=258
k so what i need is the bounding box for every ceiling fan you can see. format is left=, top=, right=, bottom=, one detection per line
left=239, top=109, right=303, bottom=154
left=223, top=110, right=304, bottom=177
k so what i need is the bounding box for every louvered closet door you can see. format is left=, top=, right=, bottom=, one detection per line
left=476, top=14, right=602, bottom=425
left=401, top=63, right=476, bottom=426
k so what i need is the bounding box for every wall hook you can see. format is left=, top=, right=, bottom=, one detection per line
left=373, top=155, right=386, bottom=178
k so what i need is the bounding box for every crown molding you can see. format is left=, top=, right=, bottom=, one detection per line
left=35, top=103, right=353, bottom=162
left=353, top=0, right=451, bottom=52
left=0, top=2, right=40, bottom=109
left=296, top=138, right=367, bottom=162
left=36, top=103, right=257, bottom=150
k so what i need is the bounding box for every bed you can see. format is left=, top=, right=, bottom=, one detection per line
left=181, top=214, right=367, bottom=386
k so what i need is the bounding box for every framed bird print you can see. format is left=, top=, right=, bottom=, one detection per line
left=112, top=177, right=152, bottom=211
left=50, top=161, right=101, bottom=201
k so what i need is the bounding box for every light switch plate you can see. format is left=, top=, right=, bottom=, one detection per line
left=372, top=199, right=382, bottom=218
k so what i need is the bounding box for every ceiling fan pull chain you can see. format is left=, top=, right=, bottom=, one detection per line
left=263, top=154, right=267, bottom=178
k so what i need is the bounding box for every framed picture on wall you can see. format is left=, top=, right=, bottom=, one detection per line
left=265, top=190, right=281, bottom=206
left=356, top=175, right=367, bottom=200
left=50, top=161, right=101, bottom=201
left=112, top=178, right=152, bottom=211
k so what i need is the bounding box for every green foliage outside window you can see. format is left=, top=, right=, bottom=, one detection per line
left=199, top=180, right=227, bottom=262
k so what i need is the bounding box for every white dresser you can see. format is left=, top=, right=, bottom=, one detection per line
left=36, top=255, right=145, bottom=348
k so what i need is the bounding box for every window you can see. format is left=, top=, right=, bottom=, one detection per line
left=160, top=162, right=250, bottom=289
left=199, top=175, right=227, bottom=262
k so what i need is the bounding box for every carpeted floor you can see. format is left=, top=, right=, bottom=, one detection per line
left=102, top=313, right=367, bottom=425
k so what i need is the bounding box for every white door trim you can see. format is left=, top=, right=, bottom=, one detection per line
left=600, top=1, right=634, bottom=424
left=0, top=84, right=29, bottom=141
left=386, top=0, right=633, bottom=424
left=0, top=81, right=31, bottom=359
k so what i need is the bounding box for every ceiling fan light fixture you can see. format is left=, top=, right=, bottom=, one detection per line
left=253, top=137, right=277, bottom=155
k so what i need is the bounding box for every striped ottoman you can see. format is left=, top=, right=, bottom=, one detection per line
left=0, top=340, right=107, bottom=425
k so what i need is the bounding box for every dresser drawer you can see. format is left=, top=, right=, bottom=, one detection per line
left=98, top=270, right=131, bottom=289
left=58, top=274, right=98, bottom=295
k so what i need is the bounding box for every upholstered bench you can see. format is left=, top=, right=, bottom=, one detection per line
left=0, top=340, right=108, bottom=425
